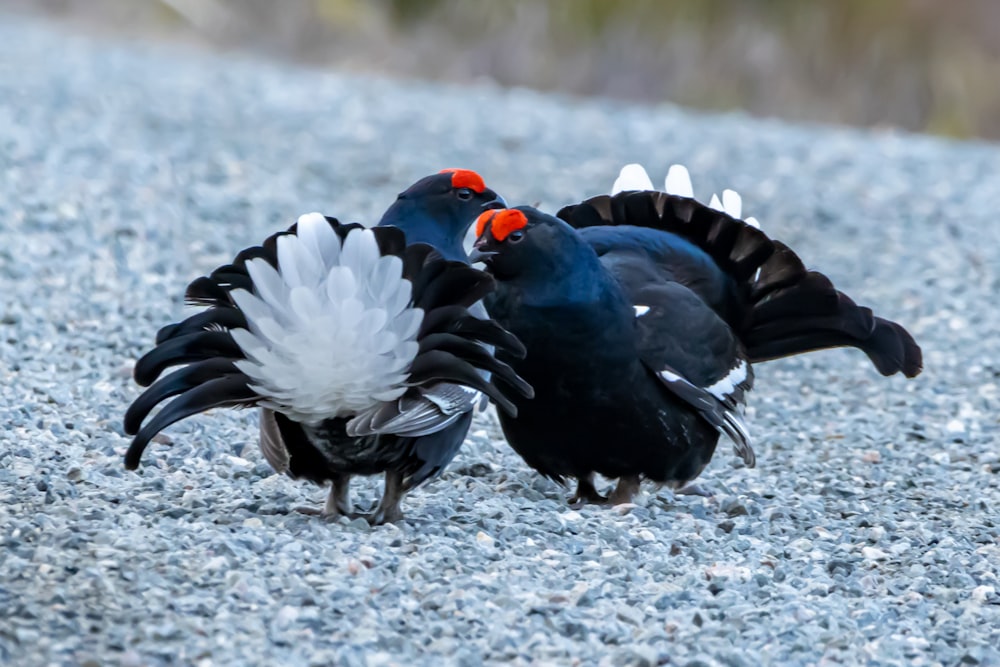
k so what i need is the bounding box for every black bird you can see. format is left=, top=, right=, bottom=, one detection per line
left=246, top=169, right=509, bottom=522
left=472, top=200, right=921, bottom=506
left=125, top=173, right=531, bottom=524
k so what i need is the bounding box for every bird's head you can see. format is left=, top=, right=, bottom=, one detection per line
left=378, top=169, right=505, bottom=261
left=470, top=206, right=583, bottom=282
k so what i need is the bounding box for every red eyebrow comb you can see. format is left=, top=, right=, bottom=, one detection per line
left=476, top=209, right=527, bottom=241
left=439, top=168, right=486, bottom=193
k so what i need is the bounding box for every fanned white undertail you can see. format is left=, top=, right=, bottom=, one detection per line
left=229, top=213, right=424, bottom=425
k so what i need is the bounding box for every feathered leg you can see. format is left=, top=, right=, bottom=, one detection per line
left=296, top=473, right=353, bottom=519
left=608, top=475, right=641, bottom=505
left=568, top=473, right=608, bottom=507
left=325, top=473, right=353, bottom=516
left=370, top=470, right=406, bottom=525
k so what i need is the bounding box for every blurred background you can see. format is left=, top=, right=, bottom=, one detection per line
left=5, top=0, right=1000, bottom=140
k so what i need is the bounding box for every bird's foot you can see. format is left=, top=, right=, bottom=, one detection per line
left=292, top=505, right=362, bottom=521
left=676, top=482, right=714, bottom=498
left=366, top=470, right=406, bottom=525
left=295, top=474, right=355, bottom=520
left=292, top=505, right=351, bottom=520
left=608, top=475, right=641, bottom=506
left=366, top=505, right=404, bottom=525
left=568, top=474, right=608, bottom=508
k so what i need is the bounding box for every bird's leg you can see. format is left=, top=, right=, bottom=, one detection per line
left=608, top=475, right=641, bottom=505
left=369, top=470, right=406, bottom=525
left=568, top=473, right=608, bottom=508
left=324, top=473, right=354, bottom=516
left=295, top=473, right=353, bottom=518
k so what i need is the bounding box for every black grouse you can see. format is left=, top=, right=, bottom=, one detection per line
left=471, top=199, right=921, bottom=507
left=125, top=172, right=532, bottom=524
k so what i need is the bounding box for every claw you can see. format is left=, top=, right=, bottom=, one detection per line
left=568, top=474, right=608, bottom=507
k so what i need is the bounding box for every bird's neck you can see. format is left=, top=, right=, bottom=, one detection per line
left=489, top=264, right=637, bottom=381
left=377, top=205, right=468, bottom=262
left=519, top=248, right=620, bottom=308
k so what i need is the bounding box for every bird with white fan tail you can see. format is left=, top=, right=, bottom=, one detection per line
left=124, top=212, right=532, bottom=524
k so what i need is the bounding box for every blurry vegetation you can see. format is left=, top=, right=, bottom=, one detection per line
left=6, top=0, right=1000, bottom=139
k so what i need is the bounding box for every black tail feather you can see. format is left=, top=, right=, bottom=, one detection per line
left=558, top=191, right=776, bottom=284
left=751, top=273, right=843, bottom=322
left=415, top=265, right=496, bottom=312
left=745, top=251, right=922, bottom=377
left=185, top=276, right=232, bottom=307
left=155, top=308, right=248, bottom=344
left=124, top=359, right=244, bottom=435
left=133, top=330, right=244, bottom=387
left=416, top=333, right=532, bottom=392
left=867, top=318, right=923, bottom=378
left=749, top=241, right=807, bottom=299
left=125, top=376, right=258, bottom=470
left=406, top=349, right=533, bottom=417
left=746, top=318, right=922, bottom=378
left=418, top=305, right=527, bottom=359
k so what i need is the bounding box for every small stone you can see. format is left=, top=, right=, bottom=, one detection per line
left=721, top=497, right=749, bottom=517
left=971, top=585, right=996, bottom=604
left=862, top=546, right=889, bottom=560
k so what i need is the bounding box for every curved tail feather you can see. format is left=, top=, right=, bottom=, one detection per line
left=417, top=304, right=527, bottom=359
left=125, top=376, right=258, bottom=470
left=558, top=191, right=922, bottom=378
left=124, top=358, right=242, bottom=434
left=155, top=308, right=248, bottom=345
left=133, top=331, right=244, bottom=387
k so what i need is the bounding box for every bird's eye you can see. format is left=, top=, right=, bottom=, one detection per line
left=456, top=188, right=474, bottom=201
left=507, top=230, right=525, bottom=243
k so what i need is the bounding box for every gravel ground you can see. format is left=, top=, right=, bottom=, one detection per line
left=2, top=14, right=999, bottom=667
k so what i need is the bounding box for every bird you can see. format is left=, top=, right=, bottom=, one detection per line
left=124, top=171, right=532, bottom=524
left=250, top=168, right=508, bottom=522
left=471, top=197, right=921, bottom=507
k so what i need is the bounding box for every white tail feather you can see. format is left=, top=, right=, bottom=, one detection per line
left=612, top=163, right=655, bottom=195
left=721, top=189, right=742, bottom=219
left=664, top=164, right=694, bottom=198
left=612, top=164, right=764, bottom=231
left=230, top=218, right=424, bottom=425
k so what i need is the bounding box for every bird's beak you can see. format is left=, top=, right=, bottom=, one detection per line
left=469, top=237, right=497, bottom=264
left=481, top=194, right=507, bottom=210
left=468, top=248, right=497, bottom=265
